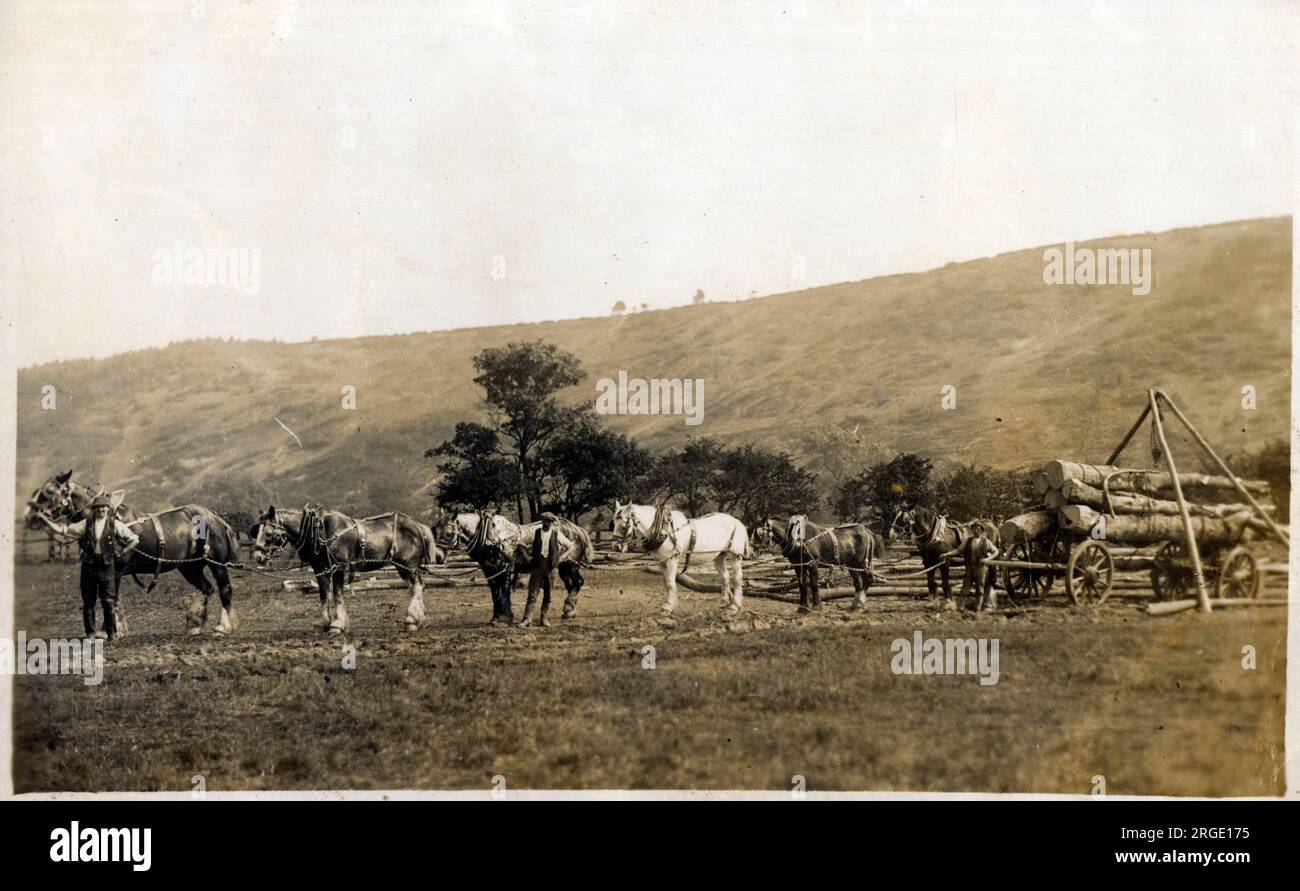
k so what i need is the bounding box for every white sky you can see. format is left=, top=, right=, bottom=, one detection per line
left=2, top=0, right=1296, bottom=367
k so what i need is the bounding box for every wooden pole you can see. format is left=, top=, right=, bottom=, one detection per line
left=1148, top=389, right=1211, bottom=613
left=1106, top=400, right=1153, bottom=465
left=1155, top=390, right=1289, bottom=547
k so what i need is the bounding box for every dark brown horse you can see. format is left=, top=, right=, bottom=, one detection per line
left=254, top=504, right=439, bottom=635
left=891, top=506, right=999, bottom=608
left=438, top=511, right=591, bottom=625
left=27, top=472, right=241, bottom=635
left=755, top=515, right=882, bottom=611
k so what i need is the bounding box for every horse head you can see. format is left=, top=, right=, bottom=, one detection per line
left=752, top=516, right=783, bottom=548
left=610, top=500, right=639, bottom=552
left=25, top=470, right=77, bottom=529
left=253, top=504, right=288, bottom=567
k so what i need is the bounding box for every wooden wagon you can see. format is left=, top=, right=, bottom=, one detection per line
left=990, top=513, right=1265, bottom=608
left=986, top=389, right=1287, bottom=611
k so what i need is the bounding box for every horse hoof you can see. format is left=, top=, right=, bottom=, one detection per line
left=327, top=627, right=345, bottom=638
left=187, top=627, right=203, bottom=637
left=404, top=621, right=420, bottom=633
left=212, top=628, right=229, bottom=637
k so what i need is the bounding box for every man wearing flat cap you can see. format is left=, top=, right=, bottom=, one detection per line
left=37, top=492, right=139, bottom=641
left=518, top=512, right=571, bottom=628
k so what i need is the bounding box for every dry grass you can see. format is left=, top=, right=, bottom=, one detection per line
left=12, top=560, right=1285, bottom=795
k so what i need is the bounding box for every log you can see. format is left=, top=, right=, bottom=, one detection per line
left=1043, top=460, right=1270, bottom=498
left=1058, top=505, right=1257, bottom=545
left=1057, top=478, right=1263, bottom=519
left=1031, top=471, right=1051, bottom=496
left=998, top=511, right=1057, bottom=545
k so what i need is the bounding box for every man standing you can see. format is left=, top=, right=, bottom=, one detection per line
left=37, top=493, right=139, bottom=641
left=518, top=512, right=571, bottom=628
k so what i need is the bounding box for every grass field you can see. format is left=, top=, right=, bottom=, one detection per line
left=11, top=558, right=1287, bottom=796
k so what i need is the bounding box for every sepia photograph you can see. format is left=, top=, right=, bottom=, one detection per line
left=0, top=0, right=1296, bottom=840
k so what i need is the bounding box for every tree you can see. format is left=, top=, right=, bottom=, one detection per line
left=712, top=445, right=819, bottom=527
left=692, top=288, right=706, bottom=304
left=934, top=463, right=1032, bottom=523
left=639, top=437, right=724, bottom=515
left=425, top=422, right=522, bottom=515
left=1227, top=436, right=1289, bottom=515
left=539, top=412, right=652, bottom=519
left=611, top=300, right=626, bottom=315
left=178, top=470, right=277, bottom=537
left=796, top=424, right=894, bottom=511
left=834, top=453, right=934, bottom=533
left=467, top=341, right=587, bottom=521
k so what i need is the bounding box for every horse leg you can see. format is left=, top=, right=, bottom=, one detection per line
left=180, top=564, right=213, bottom=635
left=925, top=563, right=938, bottom=601
left=731, top=554, right=744, bottom=612
left=209, top=564, right=236, bottom=635
left=328, top=570, right=350, bottom=636
left=315, top=573, right=331, bottom=632
left=400, top=567, right=425, bottom=631
left=809, top=560, right=822, bottom=610
left=113, top=572, right=129, bottom=637
left=984, top=566, right=998, bottom=611
left=661, top=554, right=679, bottom=616
left=940, top=562, right=956, bottom=610
left=796, top=562, right=810, bottom=612
left=560, top=563, right=580, bottom=619
left=714, top=551, right=731, bottom=610
left=851, top=562, right=867, bottom=610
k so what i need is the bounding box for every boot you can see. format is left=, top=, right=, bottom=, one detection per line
left=537, top=607, right=550, bottom=628
left=82, top=607, right=96, bottom=639
left=517, top=598, right=537, bottom=628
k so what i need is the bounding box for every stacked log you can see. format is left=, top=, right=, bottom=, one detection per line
left=1035, top=460, right=1271, bottom=545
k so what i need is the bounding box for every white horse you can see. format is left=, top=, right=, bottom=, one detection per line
left=611, top=500, right=748, bottom=616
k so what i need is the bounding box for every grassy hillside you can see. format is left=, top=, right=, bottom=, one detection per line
left=16, top=217, right=1291, bottom=517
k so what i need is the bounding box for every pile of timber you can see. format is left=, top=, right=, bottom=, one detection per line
left=1000, top=460, right=1273, bottom=547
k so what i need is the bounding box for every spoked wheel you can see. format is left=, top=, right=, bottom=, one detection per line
left=1066, top=539, right=1114, bottom=607
left=1151, top=541, right=1193, bottom=602
left=1002, top=539, right=1060, bottom=603
left=1215, top=547, right=1260, bottom=600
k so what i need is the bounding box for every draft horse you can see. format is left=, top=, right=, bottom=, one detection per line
left=439, top=511, right=592, bottom=624
left=255, top=504, right=438, bottom=635
left=27, top=471, right=242, bottom=635
left=611, top=500, right=748, bottom=618
left=755, top=516, right=883, bottom=611
left=891, top=506, right=1000, bottom=609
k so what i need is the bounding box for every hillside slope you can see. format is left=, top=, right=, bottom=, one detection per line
left=16, top=217, right=1291, bottom=516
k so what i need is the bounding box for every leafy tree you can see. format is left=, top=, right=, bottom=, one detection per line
left=433, top=341, right=586, bottom=521
left=639, top=437, right=724, bottom=515
left=612, top=300, right=626, bottom=315
left=539, top=412, right=652, bottom=519
left=712, top=445, right=819, bottom=527
left=1227, top=436, right=1289, bottom=515
left=692, top=289, right=706, bottom=304
left=934, top=463, right=1033, bottom=522
left=834, top=453, right=934, bottom=533
left=425, top=422, right=522, bottom=516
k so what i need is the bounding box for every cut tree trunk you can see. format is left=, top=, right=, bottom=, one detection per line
left=1057, top=504, right=1258, bottom=545
left=1057, top=478, right=1263, bottom=519
left=998, top=511, right=1057, bottom=545
left=1042, top=460, right=1270, bottom=498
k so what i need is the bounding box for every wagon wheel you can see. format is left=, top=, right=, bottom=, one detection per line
left=1151, top=541, right=1192, bottom=602
left=1215, top=547, right=1260, bottom=600
left=1065, top=539, right=1114, bottom=607
left=1001, top=538, right=1060, bottom=602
